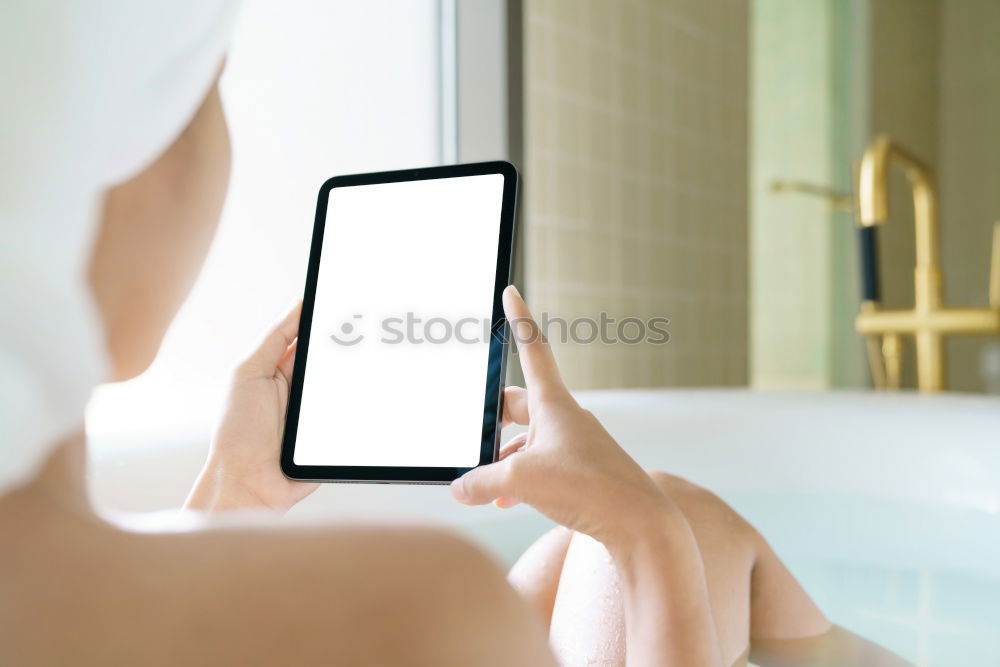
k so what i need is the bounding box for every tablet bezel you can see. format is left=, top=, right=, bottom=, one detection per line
left=280, top=161, right=518, bottom=484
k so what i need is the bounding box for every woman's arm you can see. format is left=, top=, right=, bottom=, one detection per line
left=452, top=286, right=723, bottom=667
left=609, top=504, right=723, bottom=666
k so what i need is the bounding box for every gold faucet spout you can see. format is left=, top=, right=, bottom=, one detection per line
left=858, top=136, right=932, bottom=225
left=857, top=135, right=942, bottom=313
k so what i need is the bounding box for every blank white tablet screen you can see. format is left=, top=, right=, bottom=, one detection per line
left=293, top=174, right=505, bottom=467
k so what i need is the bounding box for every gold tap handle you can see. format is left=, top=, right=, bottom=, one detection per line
left=882, top=334, right=903, bottom=390
left=865, top=336, right=888, bottom=389
left=860, top=301, right=888, bottom=389
left=990, top=222, right=1000, bottom=309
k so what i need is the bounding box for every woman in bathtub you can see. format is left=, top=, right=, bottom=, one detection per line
left=0, top=3, right=906, bottom=666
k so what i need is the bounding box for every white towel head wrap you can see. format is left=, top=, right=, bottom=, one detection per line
left=0, top=2, right=239, bottom=494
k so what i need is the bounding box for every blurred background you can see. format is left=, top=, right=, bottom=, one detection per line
left=89, top=0, right=1000, bottom=447
left=84, top=2, right=1000, bottom=664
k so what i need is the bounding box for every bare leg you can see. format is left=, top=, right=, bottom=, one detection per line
left=507, top=525, right=573, bottom=626
left=508, top=470, right=830, bottom=667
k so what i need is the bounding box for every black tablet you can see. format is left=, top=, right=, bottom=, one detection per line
left=280, top=161, right=518, bottom=484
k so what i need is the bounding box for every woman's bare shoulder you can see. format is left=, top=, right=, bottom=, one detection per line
left=5, top=516, right=554, bottom=667
left=131, top=520, right=517, bottom=663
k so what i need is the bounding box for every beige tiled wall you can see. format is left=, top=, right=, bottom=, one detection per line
left=523, top=0, right=749, bottom=389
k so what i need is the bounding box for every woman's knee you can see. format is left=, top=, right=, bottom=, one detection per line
left=644, top=469, right=762, bottom=551
left=646, top=469, right=728, bottom=510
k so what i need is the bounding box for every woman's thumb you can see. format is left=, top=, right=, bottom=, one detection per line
left=450, top=460, right=512, bottom=505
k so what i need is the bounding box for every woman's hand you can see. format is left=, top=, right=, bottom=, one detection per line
left=456, top=287, right=723, bottom=666
left=451, top=286, right=675, bottom=549
left=185, top=301, right=318, bottom=513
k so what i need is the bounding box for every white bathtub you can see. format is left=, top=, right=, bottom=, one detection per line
left=89, top=389, right=1000, bottom=667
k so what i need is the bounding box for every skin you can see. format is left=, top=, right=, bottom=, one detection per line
left=0, top=70, right=911, bottom=665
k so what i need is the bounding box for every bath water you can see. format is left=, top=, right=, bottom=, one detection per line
left=736, top=493, right=1000, bottom=667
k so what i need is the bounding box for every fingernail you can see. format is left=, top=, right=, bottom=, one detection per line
left=508, top=284, right=522, bottom=299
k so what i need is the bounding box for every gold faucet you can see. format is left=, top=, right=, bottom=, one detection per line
left=855, top=135, right=1000, bottom=391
